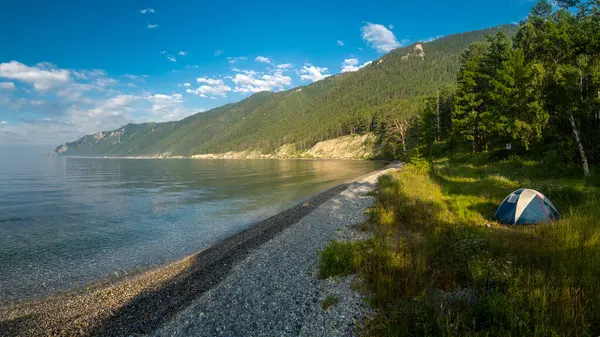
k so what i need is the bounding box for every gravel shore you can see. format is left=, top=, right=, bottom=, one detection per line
left=0, top=165, right=398, bottom=336
left=154, top=167, right=397, bottom=337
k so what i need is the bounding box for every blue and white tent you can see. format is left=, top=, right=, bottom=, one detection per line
left=494, top=188, right=559, bottom=225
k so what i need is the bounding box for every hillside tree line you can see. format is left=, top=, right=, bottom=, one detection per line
left=380, top=0, right=600, bottom=176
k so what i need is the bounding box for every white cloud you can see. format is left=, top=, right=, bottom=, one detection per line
left=337, top=40, right=344, bottom=46
left=186, top=77, right=232, bottom=98
left=424, top=35, right=443, bottom=42
left=140, top=8, right=155, bottom=14
left=255, top=56, right=271, bottom=64
left=232, top=70, right=291, bottom=93
left=147, top=24, right=159, bottom=29
left=196, top=77, right=224, bottom=85
left=227, top=56, right=247, bottom=64
left=72, top=69, right=106, bottom=80
left=160, top=50, right=167, bottom=55
left=146, top=93, right=181, bottom=107
left=276, top=63, right=293, bottom=70
left=183, top=82, right=191, bottom=87
left=167, top=55, right=177, bottom=62
left=214, top=49, right=224, bottom=56
left=231, top=68, right=257, bottom=76
left=341, top=58, right=359, bottom=73
left=300, top=64, right=330, bottom=82
left=87, top=95, right=137, bottom=117
left=341, top=58, right=372, bottom=73
left=178, top=51, right=187, bottom=56
left=0, top=121, right=7, bottom=124
left=0, top=61, right=70, bottom=91
left=0, top=82, right=15, bottom=90
left=95, top=77, right=117, bottom=87
left=361, top=22, right=402, bottom=53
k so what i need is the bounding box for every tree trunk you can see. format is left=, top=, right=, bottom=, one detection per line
left=400, top=129, right=407, bottom=156
left=596, top=91, right=599, bottom=130
left=568, top=111, right=591, bottom=177
left=472, top=109, right=478, bottom=154
left=436, top=91, right=440, bottom=143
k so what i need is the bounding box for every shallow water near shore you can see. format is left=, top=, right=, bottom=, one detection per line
left=0, top=148, right=384, bottom=302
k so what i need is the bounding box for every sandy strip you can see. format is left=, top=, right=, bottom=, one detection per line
left=0, top=164, right=398, bottom=336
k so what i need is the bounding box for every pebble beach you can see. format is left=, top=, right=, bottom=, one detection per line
left=0, top=165, right=398, bottom=336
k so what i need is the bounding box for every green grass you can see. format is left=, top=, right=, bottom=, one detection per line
left=322, top=155, right=600, bottom=336
left=321, top=294, right=341, bottom=311
left=319, top=241, right=364, bottom=279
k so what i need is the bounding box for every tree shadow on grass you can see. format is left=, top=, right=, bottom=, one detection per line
left=469, top=201, right=499, bottom=222
left=372, top=174, right=600, bottom=335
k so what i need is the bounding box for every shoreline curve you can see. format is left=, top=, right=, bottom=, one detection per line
left=0, top=164, right=396, bottom=336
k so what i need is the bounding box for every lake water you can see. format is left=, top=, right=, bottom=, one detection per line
left=0, top=149, right=384, bottom=302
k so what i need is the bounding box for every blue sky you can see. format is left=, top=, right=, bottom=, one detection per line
left=0, top=0, right=538, bottom=146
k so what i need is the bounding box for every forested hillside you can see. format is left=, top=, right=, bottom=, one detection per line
left=405, top=0, right=600, bottom=176
left=54, top=25, right=517, bottom=157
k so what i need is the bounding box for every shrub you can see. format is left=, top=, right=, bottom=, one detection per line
left=321, top=294, right=340, bottom=311
left=318, top=241, right=361, bottom=279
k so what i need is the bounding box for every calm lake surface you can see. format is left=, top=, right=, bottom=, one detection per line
left=0, top=150, right=384, bottom=302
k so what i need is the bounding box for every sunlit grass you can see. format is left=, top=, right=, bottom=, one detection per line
left=321, top=156, right=600, bottom=336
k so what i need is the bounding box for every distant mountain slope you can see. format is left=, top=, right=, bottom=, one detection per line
left=55, top=24, right=518, bottom=157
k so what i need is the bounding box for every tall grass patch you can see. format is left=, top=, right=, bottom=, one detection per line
left=338, top=157, right=600, bottom=336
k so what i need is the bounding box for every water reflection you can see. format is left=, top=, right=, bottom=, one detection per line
left=0, top=157, right=384, bottom=302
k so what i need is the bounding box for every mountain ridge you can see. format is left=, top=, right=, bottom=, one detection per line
left=55, top=24, right=518, bottom=157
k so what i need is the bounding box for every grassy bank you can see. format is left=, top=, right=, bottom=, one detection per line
left=320, top=155, right=600, bottom=336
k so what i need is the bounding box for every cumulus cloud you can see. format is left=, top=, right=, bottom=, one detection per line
left=300, top=64, right=330, bottom=82
left=214, top=49, right=224, bottom=56
left=196, top=77, right=224, bottom=85
left=178, top=51, right=187, bottom=56
left=337, top=40, right=344, bottom=46
left=276, top=63, right=293, bottom=70
left=144, top=93, right=195, bottom=121
left=167, top=55, right=176, bottom=62
left=0, top=61, right=70, bottom=91
left=255, top=56, right=271, bottom=64
left=147, top=24, right=159, bottom=29
left=341, top=58, right=372, bottom=73
left=231, top=68, right=257, bottom=76
left=361, top=22, right=402, bottom=53
left=183, top=82, right=191, bottom=87
left=0, top=82, right=15, bottom=90
left=140, top=8, right=155, bottom=14
left=87, top=94, right=137, bottom=117
left=160, top=50, right=167, bottom=55
left=0, top=59, right=212, bottom=144
left=232, top=70, right=291, bottom=93
left=341, top=58, right=359, bottom=73
left=186, top=77, right=232, bottom=98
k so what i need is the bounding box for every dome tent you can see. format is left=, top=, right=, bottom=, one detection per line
left=494, top=189, right=559, bottom=225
